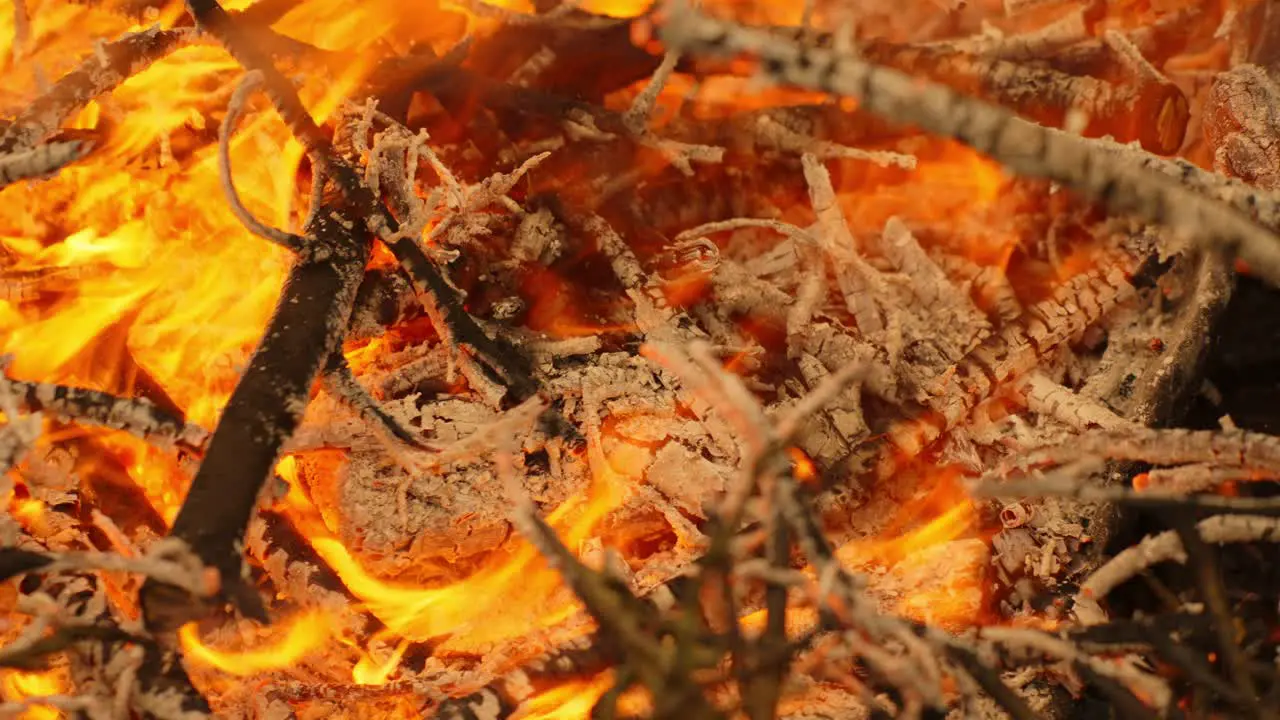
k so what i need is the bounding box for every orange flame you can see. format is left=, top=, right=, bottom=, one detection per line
left=0, top=669, right=67, bottom=720
left=512, top=673, right=615, bottom=720
left=275, top=438, right=631, bottom=652
left=178, top=610, right=336, bottom=676
left=835, top=469, right=990, bottom=627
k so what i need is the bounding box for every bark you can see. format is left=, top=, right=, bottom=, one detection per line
left=859, top=40, right=1189, bottom=154
left=4, top=375, right=208, bottom=453
left=0, top=137, right=96, bottom=189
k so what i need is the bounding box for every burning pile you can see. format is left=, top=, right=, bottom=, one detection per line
left=2, top=0, right=1280, bottom=717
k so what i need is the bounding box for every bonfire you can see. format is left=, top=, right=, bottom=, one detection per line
left=1, top=0, right=1279, bottom=718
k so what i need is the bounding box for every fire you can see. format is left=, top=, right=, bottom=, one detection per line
left=475, top=0, right=652, bottom=16
left=0, top=0, right=1196, bottom=714
left=836, top=469, right=990, bottom=628
left=0, top=669, right=67, bottom=720
left=179, top=610, right=337, bottom=676
left=6, top=489, right=46, bottom=531
left=279, top=445, right=624, bottom=651
left=0, top=0, right=443, bottom=438
left=839, top=469, right=980, bottom=564
left=512, top=672, right=631, bottom=720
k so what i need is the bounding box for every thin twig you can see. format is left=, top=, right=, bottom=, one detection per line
left=218, top=71, right=311, bottom=253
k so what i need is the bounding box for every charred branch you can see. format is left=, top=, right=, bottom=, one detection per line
left=2, top=369, right=208, bottom=453
left=139, top=198, right=370, bottom=629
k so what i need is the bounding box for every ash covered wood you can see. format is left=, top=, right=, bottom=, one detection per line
left=6, top=0, right=1280, bottom=718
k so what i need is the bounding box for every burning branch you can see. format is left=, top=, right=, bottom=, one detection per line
left=0, top=365, right=40, bottom=474
left=1073, top=515, right=1280, bottom=625
left=0, top=545, right=215, bottom=597
left=1, top=365, right=208, bottom=454
left=139, top=197, right=370, bottom=629
left=0, top=26, right=192, bottom=153
left=1015, top=426, right=1280, bottom=478
left=860, top=38, right=1189, bottom=153
left=657, top=6, right=1280, bottom=288
left=0, top=137, right=97, bottom=190
left=217, top=71, right=310, bottom=254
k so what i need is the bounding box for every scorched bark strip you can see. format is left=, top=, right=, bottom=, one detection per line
left=2, top=373, right=208, bottom=454
left=140, top=198, right=370, bottom=629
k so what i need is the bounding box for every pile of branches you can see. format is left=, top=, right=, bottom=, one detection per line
left=4, top=0, right=1280, bottom=718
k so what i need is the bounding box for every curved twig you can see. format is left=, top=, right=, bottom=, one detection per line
left=218, top=71, right=311, bottom=253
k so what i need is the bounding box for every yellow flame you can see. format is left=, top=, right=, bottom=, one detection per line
left=1, top=669, right=66, bottom=720
left=0, top=0, right=473, bottom=527
left=578, top=0, right=652, bottom=16
left=351, top=637, right=410, bottom=686
left=303, top=481, right=614, bottom=647
left=276, top=438, right=631, bottom=651
left=178, top=610, right=335, bottom=676
left=841, top=502, right=978, bottom=568
left=10, top=497, right=45, bottom=528
left=512, top=673, right=614, bottom=720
